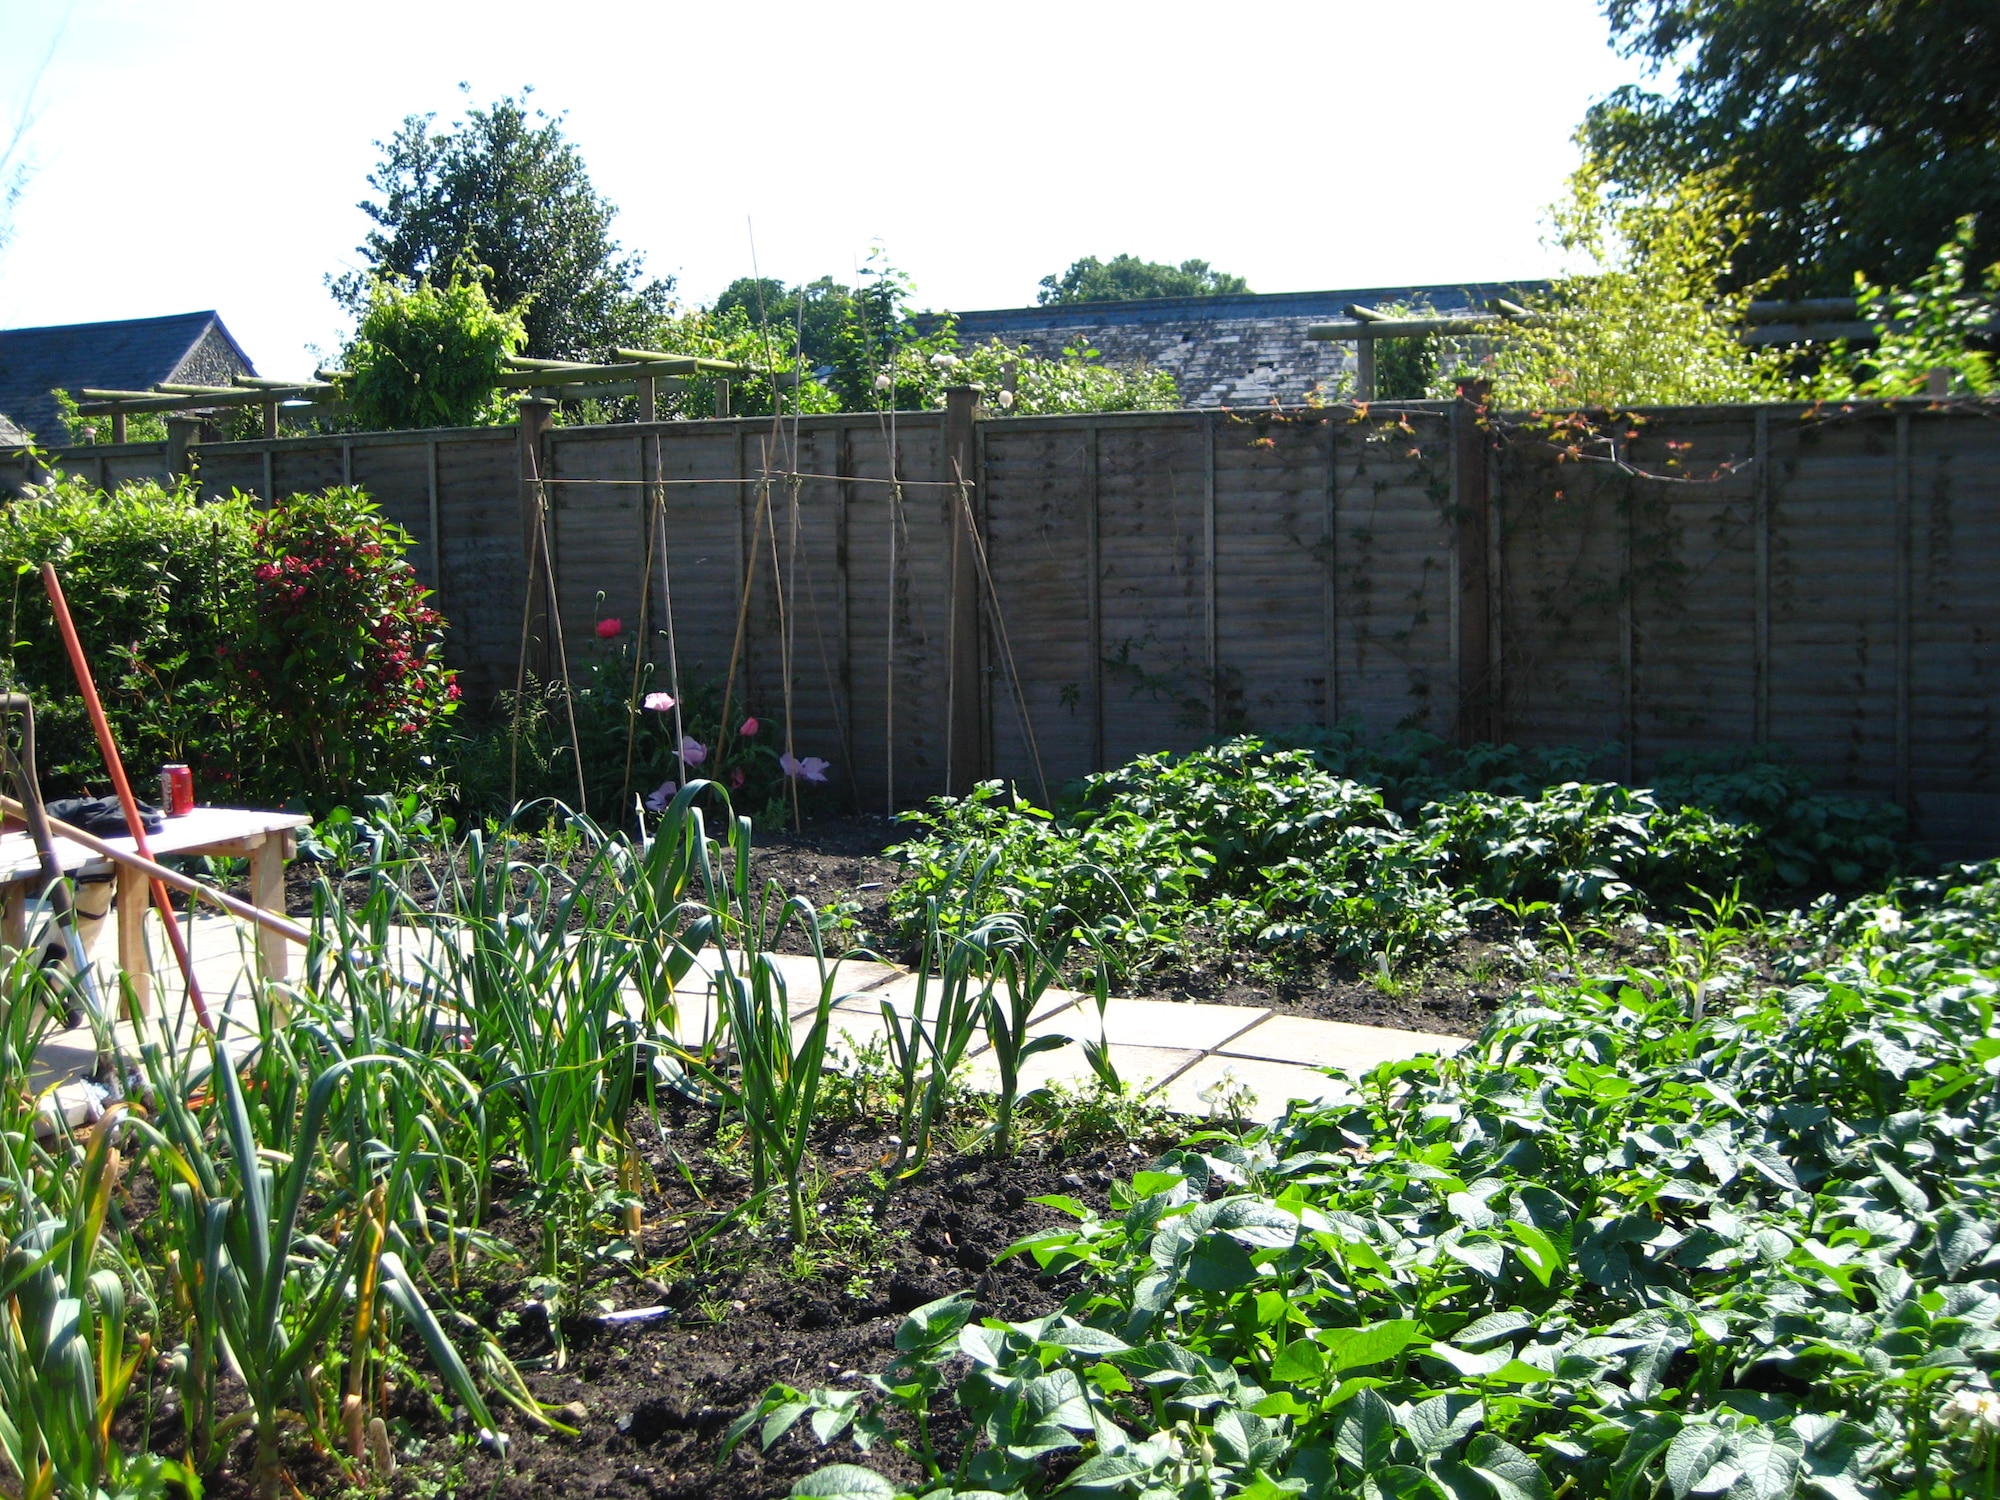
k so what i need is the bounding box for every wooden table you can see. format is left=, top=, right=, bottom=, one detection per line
left=0, top=806, right=313, bottom=1013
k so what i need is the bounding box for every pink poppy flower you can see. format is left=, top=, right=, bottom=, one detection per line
left=780, top=753, right=831, bottom=783
left=643, top=692, right=676, bottom=711
left=739, top=717, right=760, bottom=737
left=680, top=736, right=708, bottom=767
left=596, top=618, right=622, bottom=639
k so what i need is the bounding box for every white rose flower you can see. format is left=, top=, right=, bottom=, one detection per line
left=997, top=389, right=1015, bottom=409
left=873, top=373, right=893, bottom=392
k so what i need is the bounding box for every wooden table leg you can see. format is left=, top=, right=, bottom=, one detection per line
left=115, top=862, right=151, bottom=1018
left=248, top=832, right=290, bottom=986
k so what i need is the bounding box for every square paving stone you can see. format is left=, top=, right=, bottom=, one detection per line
left=1021, top=997, right=1266, bottom=1053
left=1157, top=1054, right=1363, bottom=1124
left=961, top=1039, right=1197, bottom=1098
left=1217, top=1013, right=1463, bottom=1074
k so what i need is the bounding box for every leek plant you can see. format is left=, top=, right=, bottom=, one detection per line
left=141, top=1033, right=502, bottom=1499
left=0, top=1108, right=196, bottom=1500
left=984, top=916, right=1079, bottom=1155
left=663, top=787, right=839, bottom=1244
left=420, top=823, right=652, bottom=1286
left=880, top=862, right=1011, bottom=1188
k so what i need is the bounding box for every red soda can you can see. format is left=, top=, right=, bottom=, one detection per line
left=161, top=764, right=193, bottom=816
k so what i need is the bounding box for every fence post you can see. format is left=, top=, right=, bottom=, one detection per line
left=518, top=397, right=556, bottom=684
left=1452, top=378, right=1493, bottom=746
left=166, top=417, right=200, bottom=486
left=943, top=385, right=985, bottom=795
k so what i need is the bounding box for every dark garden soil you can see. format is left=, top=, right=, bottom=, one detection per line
left=411, top=1108, right=1152, bottom=1500
left=116, top=1100, right=1160, bottom=1500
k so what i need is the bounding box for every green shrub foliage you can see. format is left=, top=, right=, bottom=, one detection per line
left=887, top=734, right=1906, bottom=972
left=337, top=265, right=526, bottom=429
left=0, top=475, right=261, bottom=796
left=0, top=477, right=456, bottom=809
left=232, top=488, right=458, bottom=807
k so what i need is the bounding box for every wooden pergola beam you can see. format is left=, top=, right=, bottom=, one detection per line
left=496, top=352, right=750, bottom=387
left=73, top=385, right=334, bottom=416
left=1307, top=316, right=1504, bottom=341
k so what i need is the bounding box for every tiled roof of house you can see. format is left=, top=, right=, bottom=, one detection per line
left=0, top=311, right=255, bottom=444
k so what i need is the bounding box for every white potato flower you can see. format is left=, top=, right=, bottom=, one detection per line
left=1942, top=1388, right=2000, bottom=1435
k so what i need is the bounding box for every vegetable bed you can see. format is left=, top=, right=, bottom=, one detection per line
left=730, top=863, right=2000, bottom=1499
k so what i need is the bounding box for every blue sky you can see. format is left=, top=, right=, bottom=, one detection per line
left=0, top=0, right=1656, bottom=378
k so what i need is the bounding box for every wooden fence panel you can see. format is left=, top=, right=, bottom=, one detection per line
left=431, top=433, right=522, bottom=705
left=982, top=422, right=1095, bottom=795
left=1626, top=413, right=1762, bottom=770
left=735, top=423, right=852, bottom=809
left=8, top=399, right=1997, bottom=849
left=1495, top=449, right=1625, bottom=757
left=1093, top=416, right=1210, bottom=767
left=349, top=441, right=436, bottom=584
left=193, top=447, right=267, bottom=499
left=1331, top=410, right=1457, bottom=736
left=1767, top=417, right=1903, bottom=793
left=839, top=417, right=951, bottom=808
left=546, top=429, right=646, bottom=686
left=1905, top=413, right=2000, bottom=856
left=1214, top=413, right=1335, bottom=734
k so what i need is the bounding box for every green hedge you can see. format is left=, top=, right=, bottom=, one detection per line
left=0, top=476, right=455, bottom=811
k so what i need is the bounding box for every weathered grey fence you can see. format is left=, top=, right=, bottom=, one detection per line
left=6, top=394, right=1997, bottom=853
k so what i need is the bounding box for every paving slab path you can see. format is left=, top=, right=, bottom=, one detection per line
left=26, top=912, right=1465, bottom=1130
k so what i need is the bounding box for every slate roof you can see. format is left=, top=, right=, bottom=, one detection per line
left=0, top=311, right=255, bottom=444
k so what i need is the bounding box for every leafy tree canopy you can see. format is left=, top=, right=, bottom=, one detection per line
left=1582, top=0, right=2000, bottom=295
left=1811, top=215, right=2000, bottom=396
left=1036, top=254, right=1250, bottom=305
left=1439, top=166, right=1793, bottom=408
left=711, top=276, right=851, bottom=371
left=332, top=89, right=671, bottom=358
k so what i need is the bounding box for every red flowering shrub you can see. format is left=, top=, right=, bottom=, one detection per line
left=232, top=488, right=458, bottom=808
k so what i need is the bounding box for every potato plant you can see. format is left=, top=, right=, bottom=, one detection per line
left=886, top=736, right=1909, bottom=976
left=742, top=861, right=2000, bottom=1499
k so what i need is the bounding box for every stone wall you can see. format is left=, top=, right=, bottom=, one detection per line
left=933, top=282, right=1540, bottom=406
left=169, top=324, right=253, bottom=389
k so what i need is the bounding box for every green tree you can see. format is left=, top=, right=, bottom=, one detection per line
left=337, top=265, right=526, bottom=429
left=1465, top=166, right=1792, bottom=409
left=825, top=254, right=958, bottom=410
left=1036, top=253, right=1250, bottom=305
left=711, top=275, right=850, bottom=370
left=333, top=90, right=671, bottom=358
left=1815, top=215, right=2000, bottom=396
left=1582, top=0, right=2000, bottom=295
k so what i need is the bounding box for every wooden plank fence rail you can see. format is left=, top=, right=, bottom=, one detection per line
left=4, top=394, right=1997, bottom=853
